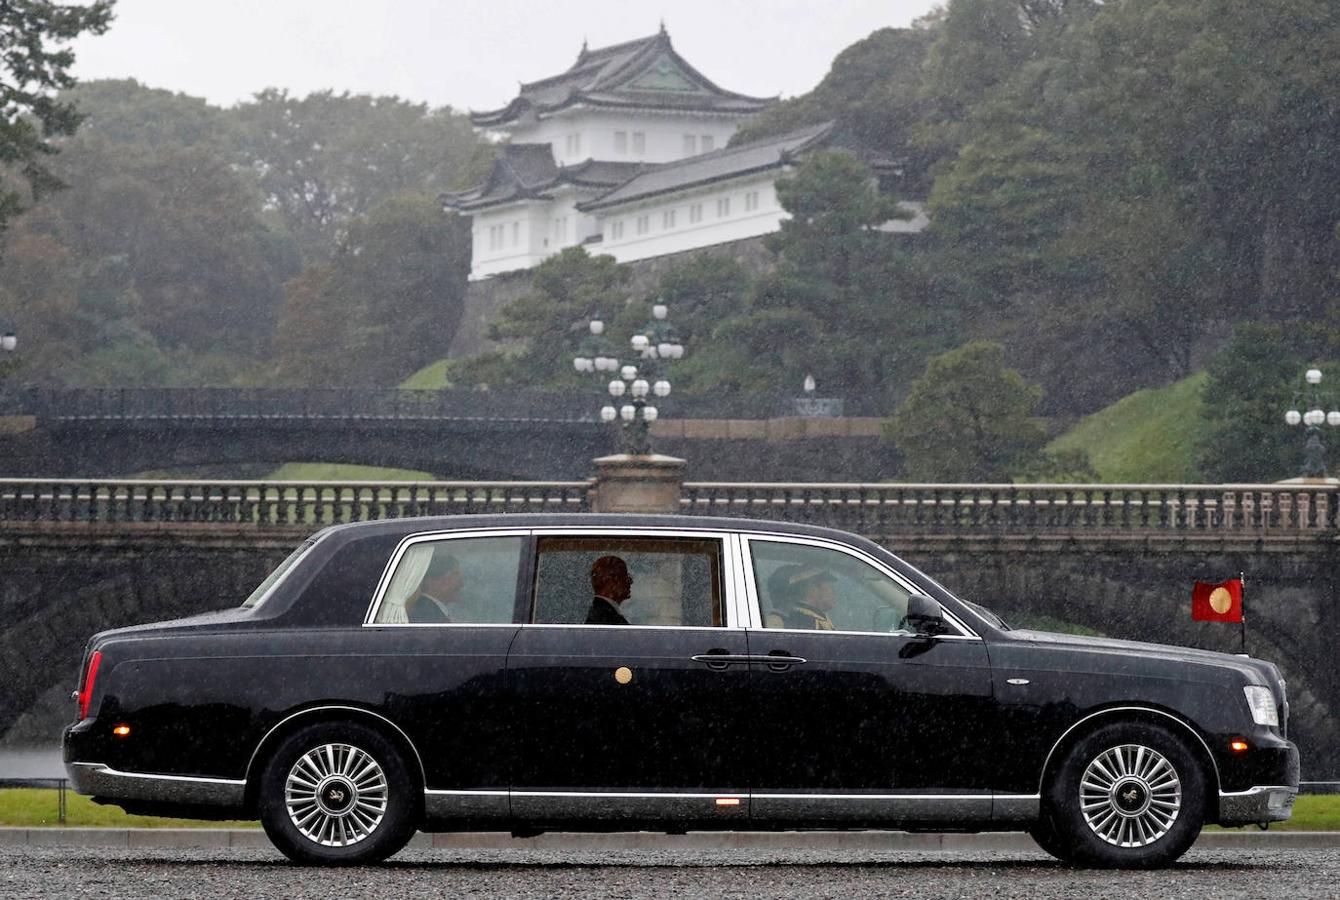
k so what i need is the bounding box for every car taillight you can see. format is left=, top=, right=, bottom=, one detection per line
left=78, top=651, right=102, bottom=720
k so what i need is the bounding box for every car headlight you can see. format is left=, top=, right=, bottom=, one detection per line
left=1243, top=685, right=1279, bottom=727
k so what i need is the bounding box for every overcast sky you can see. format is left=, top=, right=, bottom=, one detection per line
left=70, top=0, right=943, bottom=113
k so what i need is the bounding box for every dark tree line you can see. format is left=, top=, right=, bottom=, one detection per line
left=0, top=77, right=484, bottom=386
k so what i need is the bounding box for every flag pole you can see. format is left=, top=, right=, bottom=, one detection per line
left=1239, top=571, right=1247, bottom=656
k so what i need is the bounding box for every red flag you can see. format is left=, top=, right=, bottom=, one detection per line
left=1192, top=579, right=1243, bottom=622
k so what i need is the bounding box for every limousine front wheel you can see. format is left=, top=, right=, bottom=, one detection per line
left=259, top=722, right=417, bottom=865
left=1043, top=720, right=1206, bottom=869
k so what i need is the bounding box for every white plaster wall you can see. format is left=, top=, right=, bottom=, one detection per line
left=508, top=109, right=743, bottom=165
left=470, top=202, right=554, bottom=280
left=593, top=173, right=785, bottom=264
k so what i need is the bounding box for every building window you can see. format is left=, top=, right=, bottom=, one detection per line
left=663, top=209, right=676, bottom=230
left=636, top=215, right=650, bottom=236
left=610, top=220, right=624, bottom=240
left=689, top=203, right=702, bottom=224
left=744, top=191, right=759, bottom=212
left=632, top=132, right=646, bottom=154
left=614, top=131, right=627, bottom=154
left=566, top=133, right=582, bottom=157
left=487, top=225, right=500, bottom=252
left=683, top=134, right=697, bottom=155
left=716, top=197, right=731, bottom=218
left=553, top=217, right=569, bottom=245
left=701, top=135, right=715, bottom=152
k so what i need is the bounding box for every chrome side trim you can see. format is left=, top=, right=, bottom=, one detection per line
left=752, top=793, right=990, bottom=822
left=992, top=793, right=1041, bottom=821
left=67, top=762, right=245, bottom=807
left=510, top=790, right=747, bottom=822
left=244, top=705, right=426, bottom=792
left=1037, top=706, right=1221, bottom=795
left=1217, top=785, right=1298, bottom=825
left=498, top=790, right=1019, bottom=825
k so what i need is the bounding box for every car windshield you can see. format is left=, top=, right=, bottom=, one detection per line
left=241, top=540, right=315, bottom=609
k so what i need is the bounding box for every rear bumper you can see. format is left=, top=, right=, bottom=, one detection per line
left=66, top=761, right=245, bottom=808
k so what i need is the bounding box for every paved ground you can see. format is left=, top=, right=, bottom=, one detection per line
left=2, top=845, right=1337, bottom=899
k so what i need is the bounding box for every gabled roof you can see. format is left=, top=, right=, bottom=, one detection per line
left=577, top=121, right=834, bottom=212
left=441, top=146, right=646, bottom=212
left=471, top=28, right=774, bottom=128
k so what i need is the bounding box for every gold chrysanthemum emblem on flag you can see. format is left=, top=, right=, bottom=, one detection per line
left=1209, top=586, right=1233, bottom=615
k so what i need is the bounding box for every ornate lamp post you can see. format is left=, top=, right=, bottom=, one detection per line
left=573, top=301, right=683, bottom=455
left=572, top=314, right=620, bottom=404
left=1284, top=367, right=1340, bottom=478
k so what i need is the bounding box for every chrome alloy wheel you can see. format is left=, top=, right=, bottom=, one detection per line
left=1080, top=743, right=1182, bottom=848
left=284, top=743, right=389, bottom=847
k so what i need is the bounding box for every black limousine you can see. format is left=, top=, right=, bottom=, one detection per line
left=64, top=515, right=1298, bottom=867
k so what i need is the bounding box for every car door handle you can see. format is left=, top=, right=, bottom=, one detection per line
left=691, top=652, right=753, bottom=670
left=764, top=652, right=807, bottom=671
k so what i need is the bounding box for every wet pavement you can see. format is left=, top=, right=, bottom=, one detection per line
left=1, top=845, right=1336, bottom=899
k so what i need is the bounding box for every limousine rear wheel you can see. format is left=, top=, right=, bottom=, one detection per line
left=1044, top=721, right=1206, bottom=869
left=259, top=722, right=417, bottom=865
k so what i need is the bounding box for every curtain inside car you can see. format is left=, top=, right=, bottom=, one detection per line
left=376, top=543, right=434, bottom=623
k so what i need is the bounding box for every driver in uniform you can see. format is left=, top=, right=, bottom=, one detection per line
left=765, top=565, right=837, bottom=630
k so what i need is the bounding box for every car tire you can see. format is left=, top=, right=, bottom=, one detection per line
left=1044, top=720, right=1206, bottom=869
left=1027, top=815, right=1077, bottom=864
left=259, top=721, right=418, bottom=865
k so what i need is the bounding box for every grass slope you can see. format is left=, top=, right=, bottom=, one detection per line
left=399, top=357, right=453, bottom=390
left=1049, top=373, right=1207, bottom=483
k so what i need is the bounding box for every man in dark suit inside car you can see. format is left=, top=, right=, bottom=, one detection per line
left=586, top=555, right=632, bottom=625
left=406, top=554, right=465, bottom=623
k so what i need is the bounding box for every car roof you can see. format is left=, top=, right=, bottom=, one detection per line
left=314, top=513, right=864, bottom=546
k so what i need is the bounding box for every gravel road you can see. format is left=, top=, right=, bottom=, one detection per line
left=2, top=845, right=1336, bottom=899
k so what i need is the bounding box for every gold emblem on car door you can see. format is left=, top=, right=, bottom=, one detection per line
left=614, top=666, right=633, bottom=684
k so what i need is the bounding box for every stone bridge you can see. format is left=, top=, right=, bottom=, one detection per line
left=3, top=478, right=1337, bottom=778
left=0, top=387, right=893, bottom=480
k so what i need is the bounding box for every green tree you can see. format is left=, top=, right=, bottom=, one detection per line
left=1, top=133, right=298, bottom=383
left=885, top=341, right=1051, bottom=481
left=233, top=90, right=486, bottom=262
left=732, top=27, right=939, bottom=192
left=274, top=195, right=469, bottom=386
left=1197, top=323, right=1340, bottom=482
left=454, top=247, right=630, bottom=390
left=0, top=0, right=113, bottom=236
left=756, top=150, right=948, bottom=406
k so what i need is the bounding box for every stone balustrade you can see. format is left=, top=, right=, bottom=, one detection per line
left=2, top=478, right=1336, bottom=536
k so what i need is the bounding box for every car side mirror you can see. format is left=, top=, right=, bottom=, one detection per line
left=902, top=594, right=948, bottom=637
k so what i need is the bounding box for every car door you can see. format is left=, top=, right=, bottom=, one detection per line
left=506, top=529, right=751, bottom=826
left=741, top=535, right=996, bottom=827
left=361, top=530, right=528, bottom=823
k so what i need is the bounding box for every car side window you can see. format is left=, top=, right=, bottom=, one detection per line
left=750, top=539, right=916, bottom=634
left=531, top=536, right=724, bottom=627
left=372, top=535, right=523, bottom=624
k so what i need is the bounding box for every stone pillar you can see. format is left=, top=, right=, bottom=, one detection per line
left=590, top=453, right=685, bottom=514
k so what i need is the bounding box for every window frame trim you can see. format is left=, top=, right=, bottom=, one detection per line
left=739, top=534, right=981, bottom=640
left=362, top=528, right=532, bottom=627
left=525, top=526, right=741, bottom=629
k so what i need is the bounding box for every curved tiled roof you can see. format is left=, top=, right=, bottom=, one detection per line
left=441, top=147, right=646, bottom=212
left=577, top=121, right=834, bottom=211
left=471, top=29, right=774, bottom=128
